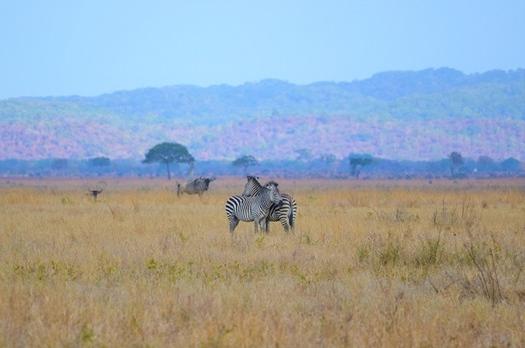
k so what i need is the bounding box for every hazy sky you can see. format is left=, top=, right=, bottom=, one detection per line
left=1, top=0, right=524, bottom=98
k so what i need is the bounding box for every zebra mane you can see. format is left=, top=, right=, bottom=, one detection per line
left=242, top=175, right=263, bottom=196
left=246, top=176, right=262, bottom=185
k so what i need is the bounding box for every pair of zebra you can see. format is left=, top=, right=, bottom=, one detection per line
left=225, top=176, right=297, bottom=234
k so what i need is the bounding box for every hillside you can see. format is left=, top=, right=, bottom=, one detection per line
left=1, top=68, right=524, bottom=160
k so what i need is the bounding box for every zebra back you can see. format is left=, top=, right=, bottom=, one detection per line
left=226, top=184, right=280, bottom=221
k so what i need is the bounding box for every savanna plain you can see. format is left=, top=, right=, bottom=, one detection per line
left=1, top=178, right=524, bottom=347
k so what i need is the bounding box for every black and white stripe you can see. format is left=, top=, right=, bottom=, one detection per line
left=225, top=182, right=283, bottom=233
left=242, top=176, right=297, bottom=232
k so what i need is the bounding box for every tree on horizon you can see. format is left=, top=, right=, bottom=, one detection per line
left=232, top=155, right=258, bottom=175
left=143, top=142, right=194, bottom=180
left=349, top=154, right=373, bottom=178
left=448, top=151, right=464, bottom=177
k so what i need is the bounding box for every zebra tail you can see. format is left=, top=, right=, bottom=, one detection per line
left=290, top=199, right=297, bottom=228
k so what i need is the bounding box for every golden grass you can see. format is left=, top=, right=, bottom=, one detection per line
left=1, top=178, right=524, bottom=347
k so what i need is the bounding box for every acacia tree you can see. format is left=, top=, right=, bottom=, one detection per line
left=349, top=154, right=372, bottom=178
left=448, top=151, right=464, bottom=177
left=232, top=155, right=258, bottom=175
left=143, top=142, right=194, bottom=180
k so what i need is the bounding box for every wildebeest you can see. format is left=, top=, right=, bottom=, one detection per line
left=86, top=181, right=106, bottom=202
left=88, top=189, right=103, bottom=201
left=177, top=177, right=216, bottom=197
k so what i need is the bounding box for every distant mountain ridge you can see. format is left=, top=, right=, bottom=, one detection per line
left=1, top=68, right=524, bottom=160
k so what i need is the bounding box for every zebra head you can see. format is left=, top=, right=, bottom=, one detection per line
left=242, top=175, right=262, bottom=196
left=264, top=181, right=283, bottom=205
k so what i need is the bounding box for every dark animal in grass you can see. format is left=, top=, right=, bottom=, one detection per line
left=88, top=189, right=103, bottom=201
left=177, top=177, right=216, bottom=197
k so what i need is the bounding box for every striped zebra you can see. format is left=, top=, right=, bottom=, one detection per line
left=225, top=181, right=283, bottom=233
left=242, top=176, right=297, bottom=232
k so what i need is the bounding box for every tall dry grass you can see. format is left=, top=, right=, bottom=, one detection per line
left=0, top=178, right=524, bottom=347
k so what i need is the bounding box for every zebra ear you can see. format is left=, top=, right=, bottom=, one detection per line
left=265, top=181, right=278, bottom=187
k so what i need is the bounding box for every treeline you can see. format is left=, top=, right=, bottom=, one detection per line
left=0, top=156, right=522, bottom=179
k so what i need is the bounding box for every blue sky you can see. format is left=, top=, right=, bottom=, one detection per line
left=0, top=0, right=524, bottom=98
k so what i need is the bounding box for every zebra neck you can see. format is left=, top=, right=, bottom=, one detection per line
left=259, top=193, right=274, bottom=209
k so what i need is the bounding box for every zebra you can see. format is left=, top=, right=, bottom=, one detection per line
left=225, top=181, right=283, bottom=234
left=177, top=177, right=216, bottom=197
left=242, top=176, right=297, bottom=232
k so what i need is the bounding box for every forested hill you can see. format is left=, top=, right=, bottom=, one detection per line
left=1, top=68, right=524, bottom=160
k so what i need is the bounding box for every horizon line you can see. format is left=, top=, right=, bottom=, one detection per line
left=3, top=66, right=524, bottom=101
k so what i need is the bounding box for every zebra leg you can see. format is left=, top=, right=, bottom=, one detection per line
left=280, top=216, right=290, bottom=233
left=259, top=217, right=269, bottom=234
left=289, top=218, right=295, bottom=232
left=253, top=221, right=259, bottom=234
left=290, top=199, right=297, bottom=231
left=229, top=217, right=239, bottom=233
left=288, top=209, right=295, bottom=232
left=278, top=209, right=291, bottom=232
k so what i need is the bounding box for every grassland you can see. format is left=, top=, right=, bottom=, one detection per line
left=0, top=178, right=524, bottom=347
